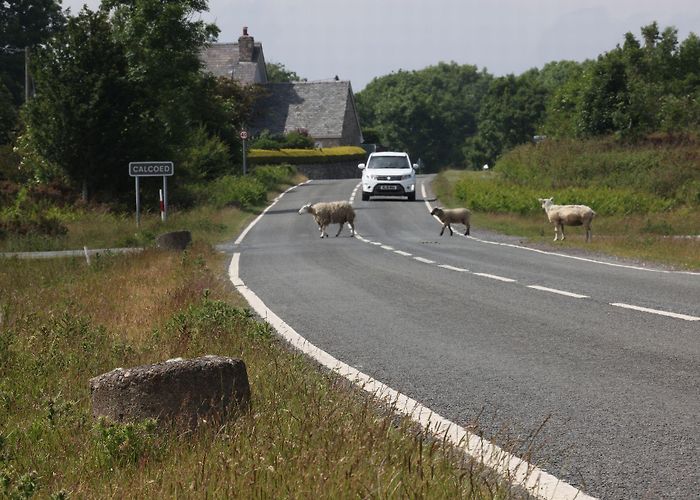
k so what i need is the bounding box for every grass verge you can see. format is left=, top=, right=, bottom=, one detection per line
left=0, top=181, right=524, bottom=498
left=433, top=170, right=700, bottom=271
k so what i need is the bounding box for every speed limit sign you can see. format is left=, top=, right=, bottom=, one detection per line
left=239, top=130, right=248, bottom=140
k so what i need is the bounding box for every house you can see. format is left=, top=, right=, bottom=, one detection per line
left=251, top=81, right=363, bottom=147
left=200, top=28, right=363, bottom=147
left=200, top=26, right=268, bottom=84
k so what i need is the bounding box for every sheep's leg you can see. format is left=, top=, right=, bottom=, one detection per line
left=560, top=224, right=565, bottom=240
left=439, top=225, right=446, bottom=236
left=586, top=226, right=592, bottom=242
left=335, top=223, right=343, bottom=237
left=319, top=224, right=328, bottom=238
left=348, top=222, right=355, bottom=237
left=448, top=224, right=454, bottom=236
left=553, top=225, right=559, bottom=241
left=464, top=223, right=470, bottom=236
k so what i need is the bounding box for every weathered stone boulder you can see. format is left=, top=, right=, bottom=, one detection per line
left=90, top=355, right=250, bottom=428
left=155, top=230, right=192, bottom=251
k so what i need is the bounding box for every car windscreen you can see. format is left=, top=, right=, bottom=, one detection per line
left=367, top=156, right=410, bottom=169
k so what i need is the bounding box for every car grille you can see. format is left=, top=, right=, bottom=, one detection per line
left=377, top=175, right=401, bottom=181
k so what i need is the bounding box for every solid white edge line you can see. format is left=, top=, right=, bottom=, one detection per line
left=234, top=180, right=310, bottom=245
left=527, top=285, right=589, bottom=299
left=231, top=180, right=594, bottom=500
left=610, top=303, right=700, bottom=321
left=229, top=253, right=593, bottom=500
left=473, top=272, right=517, bottom=283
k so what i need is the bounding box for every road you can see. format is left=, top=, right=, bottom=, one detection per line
left=231, top=175, right=699, bottom=499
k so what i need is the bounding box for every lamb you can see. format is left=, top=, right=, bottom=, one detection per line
left=430, top=207, right=471, bottom=236
left=298, top=201, right=356, bottom=238
left=538, top=197, right=596, bottom=242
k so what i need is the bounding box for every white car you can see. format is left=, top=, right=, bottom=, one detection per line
left=358, top=152, right=418, bottom=201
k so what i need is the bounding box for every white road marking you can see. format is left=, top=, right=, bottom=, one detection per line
left=414, top=256, right=435, bottom=264
left=380, top=245, right=395, bottom=251
left=438, top=264, right=468, bottom=272
left=229, top=252, right=592, bottom=500
left=527, top=285, right=589, bottom=299
left=473, top=272, right=517, bottom=283
left=235, top=180, right=309, bottom=245
left=610, top=303, right=700, bottom=321
left=394, top=250, right=412, bottom=257
left=370, top=241, right=382, bottom=246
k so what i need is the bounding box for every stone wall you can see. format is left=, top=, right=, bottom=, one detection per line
left=295, top=161, right=363, bottom=179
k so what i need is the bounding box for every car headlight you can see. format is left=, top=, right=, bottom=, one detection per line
left=400, top=174, right=412, bottom=180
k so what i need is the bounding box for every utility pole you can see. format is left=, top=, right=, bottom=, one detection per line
left=24, top=46, right=30, bottom=102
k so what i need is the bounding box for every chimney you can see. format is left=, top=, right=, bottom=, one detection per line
left=238, top=26, right=254, bottom=62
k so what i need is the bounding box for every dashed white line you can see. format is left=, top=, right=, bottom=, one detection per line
left=610, top=303, right=700, bottom=321
left=394, top=250, right=412, bottom=257
left=527, top=285, right=589, bottom=299
left=473, top=272, right=517, bottom=283
left=438, top=264, right=468, bottom=272
left=414, top=256, right=435, bottom=264
left=380, top=245, right=395, bottom=251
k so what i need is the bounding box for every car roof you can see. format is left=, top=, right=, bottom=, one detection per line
left=369, top=152, right=408, bottom=157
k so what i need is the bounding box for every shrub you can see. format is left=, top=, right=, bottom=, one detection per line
left=251, top=164, right=295, bottom=189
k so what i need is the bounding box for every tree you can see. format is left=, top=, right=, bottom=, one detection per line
left=0, top=0, right=65, bottom=144
left=462, top=72, right=547, bottom=167
left=356, top=62, right=491, bottom=170
left=266, top=62, right=305, bottom=83
left=101, top=0, right=219, bottom=159
left=22, top=7, right=138, bottom=198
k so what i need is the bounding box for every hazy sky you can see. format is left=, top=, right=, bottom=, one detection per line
left=62, top=0, right=700, bottom=90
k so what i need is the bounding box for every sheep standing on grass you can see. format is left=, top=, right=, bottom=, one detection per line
left=430, top=207, right=471, bottom=236
left=538, top=197, right=596, bottom=242
left=298, top=201, right=356, bottom=238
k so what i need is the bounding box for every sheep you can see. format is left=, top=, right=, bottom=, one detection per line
left=430, top=207, right=471, bottom=236
left=298, top=201, right=356, bottom=238
left=538, top=197, right=596, bottom=242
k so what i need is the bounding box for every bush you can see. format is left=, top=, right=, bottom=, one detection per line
left=192, top=175, right=267, bottom=209
left=179, top=126, right=233, bottom=182
left=251, top=164, right=295, bottom=189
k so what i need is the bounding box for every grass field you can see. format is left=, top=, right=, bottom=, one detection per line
left=432, top=170, right=700, bottom=271
left=0, top=179, right=522, bottom=498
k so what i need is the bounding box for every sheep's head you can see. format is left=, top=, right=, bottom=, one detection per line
left=538, top=197, right=553, bottom=208
left=298, top=204, right=312, bottom=215
left=430, top=207, right=444, bottom=217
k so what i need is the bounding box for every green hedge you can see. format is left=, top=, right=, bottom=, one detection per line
left=248, top=146, right=366, bottom=165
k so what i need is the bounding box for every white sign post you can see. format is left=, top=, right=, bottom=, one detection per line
left=129, top=161, right=174, bottom=227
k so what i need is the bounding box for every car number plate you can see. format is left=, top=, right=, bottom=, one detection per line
left=380, top=185, right=398, bottom=190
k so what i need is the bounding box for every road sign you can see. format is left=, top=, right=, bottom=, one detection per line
left=239, top=130, right=248, bottom=140
left=129, top=161, right=174, bottom=177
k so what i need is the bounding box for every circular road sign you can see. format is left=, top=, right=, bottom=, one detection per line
left=239, top=130, right=248, bottom=140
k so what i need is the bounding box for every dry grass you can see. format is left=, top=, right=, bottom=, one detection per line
left=0, top=229, right=523, bottom=499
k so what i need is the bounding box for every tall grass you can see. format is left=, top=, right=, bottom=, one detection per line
left=433, top=169, right=700, bottom=270
left=0, top=247, right=518, bottom=498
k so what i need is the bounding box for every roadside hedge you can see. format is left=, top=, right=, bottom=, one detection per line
left=248, top=146, right=366, bottom=165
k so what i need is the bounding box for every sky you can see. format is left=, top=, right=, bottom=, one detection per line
left=61, top=0, right=700, bottom=91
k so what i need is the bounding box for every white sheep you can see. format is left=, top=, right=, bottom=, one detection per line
left=298, top=201, right=356, bottom=238
left=430, top=207, right=471, bottom=236
left=538, top=197, right=596, bottom=242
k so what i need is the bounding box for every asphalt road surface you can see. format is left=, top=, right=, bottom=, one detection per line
left=232, top=175, right=699, bottom=499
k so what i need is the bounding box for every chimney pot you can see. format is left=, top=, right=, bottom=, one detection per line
left=243, top=26, right=248, bottom=36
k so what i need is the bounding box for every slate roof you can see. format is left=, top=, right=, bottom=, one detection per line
left=200, top=42, right=267, bottom=83
left=251, top=81, right=360, bottom=140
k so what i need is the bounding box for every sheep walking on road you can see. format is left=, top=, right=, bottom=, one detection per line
left=430, top=207, right=471, bottom=236
left=298, top=201, right=356, bottom=238
left=538, top=197, right=596, bottom=242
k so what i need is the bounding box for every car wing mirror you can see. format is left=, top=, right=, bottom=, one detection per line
left=358, top=163, right=366, bottom=170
